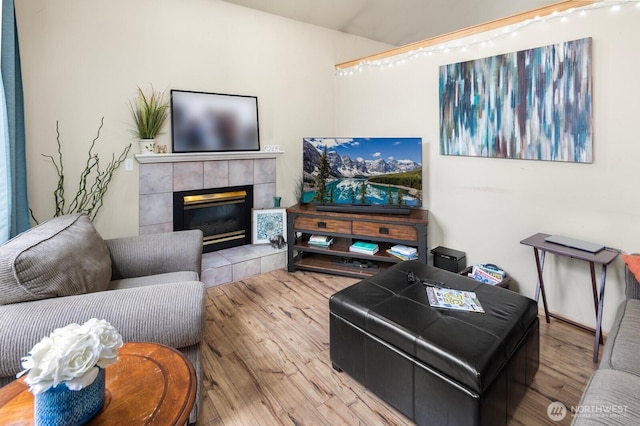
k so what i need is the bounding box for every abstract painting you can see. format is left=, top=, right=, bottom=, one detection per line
left=439, top=37, right=592, bottom=162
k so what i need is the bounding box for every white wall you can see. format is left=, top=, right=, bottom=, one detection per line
left=15, top=0, right=390, bottom=239
left=336, top=4, right=640, bottom=332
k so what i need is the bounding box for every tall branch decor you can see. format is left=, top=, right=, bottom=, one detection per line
left=34, top=117, right=131, bottom=223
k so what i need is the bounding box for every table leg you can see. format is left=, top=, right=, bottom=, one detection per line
left=588, top=262, right=603, bottom=346
left=533, top=248, right=550, bottom=323
left=593, top=264, right=608, bottom=363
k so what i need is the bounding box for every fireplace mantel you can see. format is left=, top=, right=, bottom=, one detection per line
left=135, top=150, right=284, bottom=164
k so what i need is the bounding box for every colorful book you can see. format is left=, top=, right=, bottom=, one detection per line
left=308, top=235, right=333, bottom=247
left=386, top=249, right=418, bottom=261
left=390, top=244, right=417, bottom=256
left=426, top=287, right=484, bottom=313
left=309, top=235, right=332, bottom=243
left=349, top=241, right=379, bottom=255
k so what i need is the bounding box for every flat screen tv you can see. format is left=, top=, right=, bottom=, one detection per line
left=302, top=137, right=423, bottom=214
left=171, top=90, right=260, bottom=153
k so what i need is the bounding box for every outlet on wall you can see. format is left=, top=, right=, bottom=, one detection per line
left=124, top=159, right=133, bottom=171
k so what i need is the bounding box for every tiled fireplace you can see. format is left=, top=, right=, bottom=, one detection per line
left=136, top=151, right=285, bottom=286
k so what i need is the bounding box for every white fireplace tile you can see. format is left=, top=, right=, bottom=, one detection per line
left=260, top=252, right=286, bottom=273
left=174, top=162, right=204, bottom=191
left=140, top=163, right=173, bottom=194
left=246, top=244, right=285, bottom=256
left=253, top=183, right=277, bottom=209
left=139, top=193, right=173, bottom=226
left=228, top=160, right=254, bottom=186
left=254, top=159, right=276, bottom=184
left=232, top=258, right=261, bottom=281
left=202, top=251, right=231, bottom=269
left=218, top=245, right=259, bottom=263
left=139, top=222, right=173, bottom=234
left=202, top=265, right=232, bottom=288
left=203, top=161, right=229, bottom=188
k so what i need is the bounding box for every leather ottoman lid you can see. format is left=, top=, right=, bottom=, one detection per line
left=329, top=260, right=538, bottom=394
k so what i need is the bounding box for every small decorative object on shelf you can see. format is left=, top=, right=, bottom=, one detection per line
left=17, top=319, right=123, bottom=426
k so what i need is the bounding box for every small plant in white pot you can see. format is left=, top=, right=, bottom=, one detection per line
left=129, top=86, right=169, bottom=153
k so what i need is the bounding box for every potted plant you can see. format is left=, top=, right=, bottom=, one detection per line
left=129, top=86, right=169, bottom=153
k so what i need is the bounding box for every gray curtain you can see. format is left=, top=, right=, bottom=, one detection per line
left=1, top=0, right=29, bottom=243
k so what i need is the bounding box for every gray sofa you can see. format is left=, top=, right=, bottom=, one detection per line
left=573, top=264, right=640, bottom=425
left=0, top=213, right=205, bottom=423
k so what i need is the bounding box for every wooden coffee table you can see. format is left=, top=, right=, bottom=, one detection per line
left=0, top=342, right=196, bottom=425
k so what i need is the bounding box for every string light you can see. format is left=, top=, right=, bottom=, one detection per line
left=335, top=1, right=639, bottom=76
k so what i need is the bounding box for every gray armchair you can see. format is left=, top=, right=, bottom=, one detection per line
left=0, top=214, right=205, bottom=423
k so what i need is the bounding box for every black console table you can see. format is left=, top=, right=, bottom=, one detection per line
left=520, top=233, right=618, bottom=362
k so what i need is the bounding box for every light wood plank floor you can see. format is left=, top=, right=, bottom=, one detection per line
left=197, top=269, right=599, bottom=426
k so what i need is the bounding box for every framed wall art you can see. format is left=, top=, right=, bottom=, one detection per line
left=439, top=37, right=592, bottom=163
left=252, top=208, right=287, bottom=244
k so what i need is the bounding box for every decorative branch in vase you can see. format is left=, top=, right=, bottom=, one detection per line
left=31, top=117, right=131, bottom=224
left=129, top=86, right=169, bottom=154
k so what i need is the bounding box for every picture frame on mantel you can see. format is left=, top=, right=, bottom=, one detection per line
left=252, top=208, right=287, bottom=245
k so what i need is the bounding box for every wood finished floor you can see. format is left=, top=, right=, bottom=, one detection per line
left=197, top=269, right=599, bottom=426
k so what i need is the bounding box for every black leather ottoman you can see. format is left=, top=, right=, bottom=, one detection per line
left=329, top=260, right=539, bottom=425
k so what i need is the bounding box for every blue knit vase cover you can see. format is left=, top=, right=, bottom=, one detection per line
left=34, top=368, right=105, bottom=426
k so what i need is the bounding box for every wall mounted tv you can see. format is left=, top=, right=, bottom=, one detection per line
left=302, top=137, right=423, bottom=214
left=171, top=90, right=260, bottom=153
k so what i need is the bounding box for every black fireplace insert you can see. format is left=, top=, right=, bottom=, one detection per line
left=173, top=185, right=253, bottom=253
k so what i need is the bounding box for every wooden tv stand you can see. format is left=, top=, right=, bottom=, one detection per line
left=286, top=203, right=428, bottom=278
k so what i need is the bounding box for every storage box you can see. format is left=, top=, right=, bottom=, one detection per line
left=430, top=246, right=466, bottom=273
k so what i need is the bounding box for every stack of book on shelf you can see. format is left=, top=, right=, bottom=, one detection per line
left=349, top=241, right=379, bottom=255
left=386, top=244, right=418, bottom=261
left=308, top=235, right=333, bottom=248
left=466, top=264, right=505, bottom=285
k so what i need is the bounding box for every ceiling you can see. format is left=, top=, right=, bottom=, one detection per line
left=221, top=0, right=561, bottom=46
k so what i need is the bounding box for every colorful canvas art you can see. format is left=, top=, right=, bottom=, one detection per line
left=439, top=37, right=592, bottom=163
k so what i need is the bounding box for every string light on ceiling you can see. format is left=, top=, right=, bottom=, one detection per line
left=336, top=1, right=639, bottom=76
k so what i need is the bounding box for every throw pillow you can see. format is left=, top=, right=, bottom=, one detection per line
left=622, top=253, right=640, bottom=283
left=0, top=213, right=112, bottom=305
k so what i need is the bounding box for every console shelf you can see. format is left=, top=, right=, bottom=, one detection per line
left=286, top=203, right=428, bottom=278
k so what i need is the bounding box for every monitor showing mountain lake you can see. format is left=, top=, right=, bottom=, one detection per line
left=302, top=137, right=423, bottom=207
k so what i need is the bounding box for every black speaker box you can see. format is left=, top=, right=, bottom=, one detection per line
left=431, top=246, right=466, bottom=273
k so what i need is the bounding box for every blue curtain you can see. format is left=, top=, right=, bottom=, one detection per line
left=1, top=0, right=29, bottom=243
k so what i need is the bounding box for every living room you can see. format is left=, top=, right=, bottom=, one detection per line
left=4, top=0, right=640, bottom=424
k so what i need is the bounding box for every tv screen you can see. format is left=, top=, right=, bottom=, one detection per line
left=302, top=137, right=423, bottom=210
left=171, top=90, right=260, bottom=153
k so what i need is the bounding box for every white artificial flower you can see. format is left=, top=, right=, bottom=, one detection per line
left=65, top=367, right=99, bottom=391
left=18, top=319, right=122, bottom=395
left=58, top=333, right=101, bottom=381
left=81, top=318, right=123, bottom=368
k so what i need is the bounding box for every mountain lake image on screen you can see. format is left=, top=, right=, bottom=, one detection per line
left=302, top=137, right=423, bottom=207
